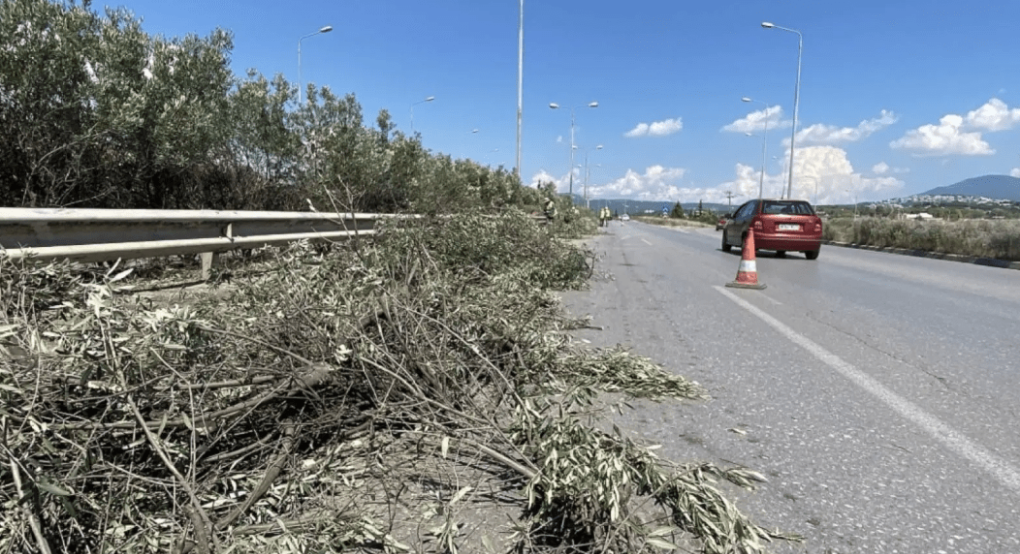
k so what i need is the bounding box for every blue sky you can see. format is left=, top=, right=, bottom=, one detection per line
left=107, top=0, right=1020, bottom=205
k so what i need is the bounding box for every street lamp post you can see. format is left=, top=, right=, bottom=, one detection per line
left=798, top=175, right=819, bottom=205
left=741, top=97, right=770, bottom=201
left=410, top=96, right=435, bottom=133
left=586, top=163, right=603, bottom=210
left=549, top=101, right=598, bottom=199
left=517, top=0, right=524, bottom=179
left=761, top=21, right=802, bottom=200
left=582, top=145, right=603, bottom=209
left=298, top=25, right=333, bottom=106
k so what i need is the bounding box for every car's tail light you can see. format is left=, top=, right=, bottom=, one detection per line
left=814, top=222, right=822, bottom=233
left=754, top=219, right=764, bottom=231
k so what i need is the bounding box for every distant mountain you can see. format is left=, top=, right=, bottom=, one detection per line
left=919, top=175, right=1020, bottom=201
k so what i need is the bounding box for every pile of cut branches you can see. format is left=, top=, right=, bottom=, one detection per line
left=1, top=209, right=795, bottom=553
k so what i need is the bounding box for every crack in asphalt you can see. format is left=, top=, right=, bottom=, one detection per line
left=802, top=309, right=954, bottom=392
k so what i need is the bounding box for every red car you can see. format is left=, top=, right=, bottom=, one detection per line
left=721, top=199, right=822, bottom=260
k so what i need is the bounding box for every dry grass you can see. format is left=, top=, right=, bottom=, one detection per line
left=1, top=209, right=794, bottom=554
left=633, top=217, right=713, bottom=229
left=823, top=217, right=1020, bottom=260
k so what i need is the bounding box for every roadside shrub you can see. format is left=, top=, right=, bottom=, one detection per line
left=384, top=209, right=593, bottom=289
left=824, top=217, right=1020, bottom=260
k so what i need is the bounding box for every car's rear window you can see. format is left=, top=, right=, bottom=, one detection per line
left=760, top=201, right=814, bottom=215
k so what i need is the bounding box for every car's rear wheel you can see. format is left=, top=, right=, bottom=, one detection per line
left=805, top=249, right=820, bottom=260
left=721, top=231, right=731, bottom=252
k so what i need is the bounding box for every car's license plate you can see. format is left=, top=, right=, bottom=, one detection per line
left=778, top=223, right=799, bottom=231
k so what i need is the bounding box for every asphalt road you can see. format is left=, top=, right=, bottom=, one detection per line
left=560, top=219, right=1020, bottom=554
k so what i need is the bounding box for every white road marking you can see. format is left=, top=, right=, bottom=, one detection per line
left=762, top=295, right=782, bottom=306
left=641, top=238, right=652, bottom=246
left=715, top=285, right=1020, bottom=494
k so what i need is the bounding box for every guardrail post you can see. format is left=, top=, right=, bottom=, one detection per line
left=200, top=252, right=217, bottom=281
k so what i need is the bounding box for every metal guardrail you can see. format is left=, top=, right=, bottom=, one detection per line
left=0, top=208, right=385, bottom=279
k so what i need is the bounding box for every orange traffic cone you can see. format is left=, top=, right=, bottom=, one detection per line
left=725, top=228, right=767, bottom=290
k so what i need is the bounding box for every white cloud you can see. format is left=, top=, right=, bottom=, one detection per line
left=965, top=98, right=1020, bottom=131
left=889, top=98, right=1020, bottom=157
left=533, top=164, right=691, bottom=200
left=890, top=114, right=994, bottom=157
left=715, top=163, right=787, bottom=202
left=529, top=169, right=580, bottom=193
left=624, top=124, right=650, bottom=138
left=870, top=162, right=908, bottom=175
left=722, top=106, right=788, bottom=133
left=587, top=165, right=687, bottom=200
left=786, top=146, right=904, bottom=203
left=580, top=146, right=904, bottom=205
left=1011, top=168, right=1020, bottom=178
left=624, top=118, right=683, bottom=138
left=714, top=147, right=904, bottom=204
left=794, top=110, right=898, bottom=145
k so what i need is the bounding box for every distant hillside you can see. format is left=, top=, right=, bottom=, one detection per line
left=576, top=197, right=733, bottom=215
left=919, top=175, right=1020, bottom=201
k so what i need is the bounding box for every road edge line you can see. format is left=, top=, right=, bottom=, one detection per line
left=714, top=285, right=1020, bottom=494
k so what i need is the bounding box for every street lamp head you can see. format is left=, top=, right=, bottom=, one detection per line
left=425, top=96, right=435, bottom=102
left=472, top=129, right=479, bottom=134
left=741, top=97, right=753, bottom=103
left=319, top=26, right=333, bottom=33
left=596, top=145, right=603, bottom=150
left=761, top=21, right=775, bottom=28
left=588, top=101, right=599, bottom=108
left=548, top=103, right=560, bottom=109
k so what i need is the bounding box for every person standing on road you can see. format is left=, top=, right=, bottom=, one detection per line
left=544, top=197, right=557, bottom=223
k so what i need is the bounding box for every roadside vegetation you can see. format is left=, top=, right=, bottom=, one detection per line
left=822, top=217, right=1020, bottom=261
left=634, top=216, right=713, bottom=229
left=0, top=0, right=536, bottom=214
left=3, top=2, right=797, bottom=552
left=630, top=202, right=720, bottom=228
left=1, top=212, right=795, bottom=554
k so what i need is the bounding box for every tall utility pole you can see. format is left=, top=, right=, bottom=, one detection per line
left=583, top=145, right=603, bottom=209
left=516, top=0, right=524, bottom=180
left=742, top=97, right=770, bottom=201
left=549, top=102, right=598, bottom=199
left=761, top=22, right=802, bottom=200
left=725, top=191, right=734, bottom=206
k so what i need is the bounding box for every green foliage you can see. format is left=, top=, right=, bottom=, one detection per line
left=691, top=208, right=719, bottom=225
left=670, top=201, right=685, bottom=219
left=1, top=0, right=535, bottom=215
left=511, top=386, right=796, bottom=554
left=0, top=0, right=236, bottom=208
left=384, top=209, right=593, bottom=289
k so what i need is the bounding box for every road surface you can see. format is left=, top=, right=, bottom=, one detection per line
left=561, top=219, right=1020, bottom=554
